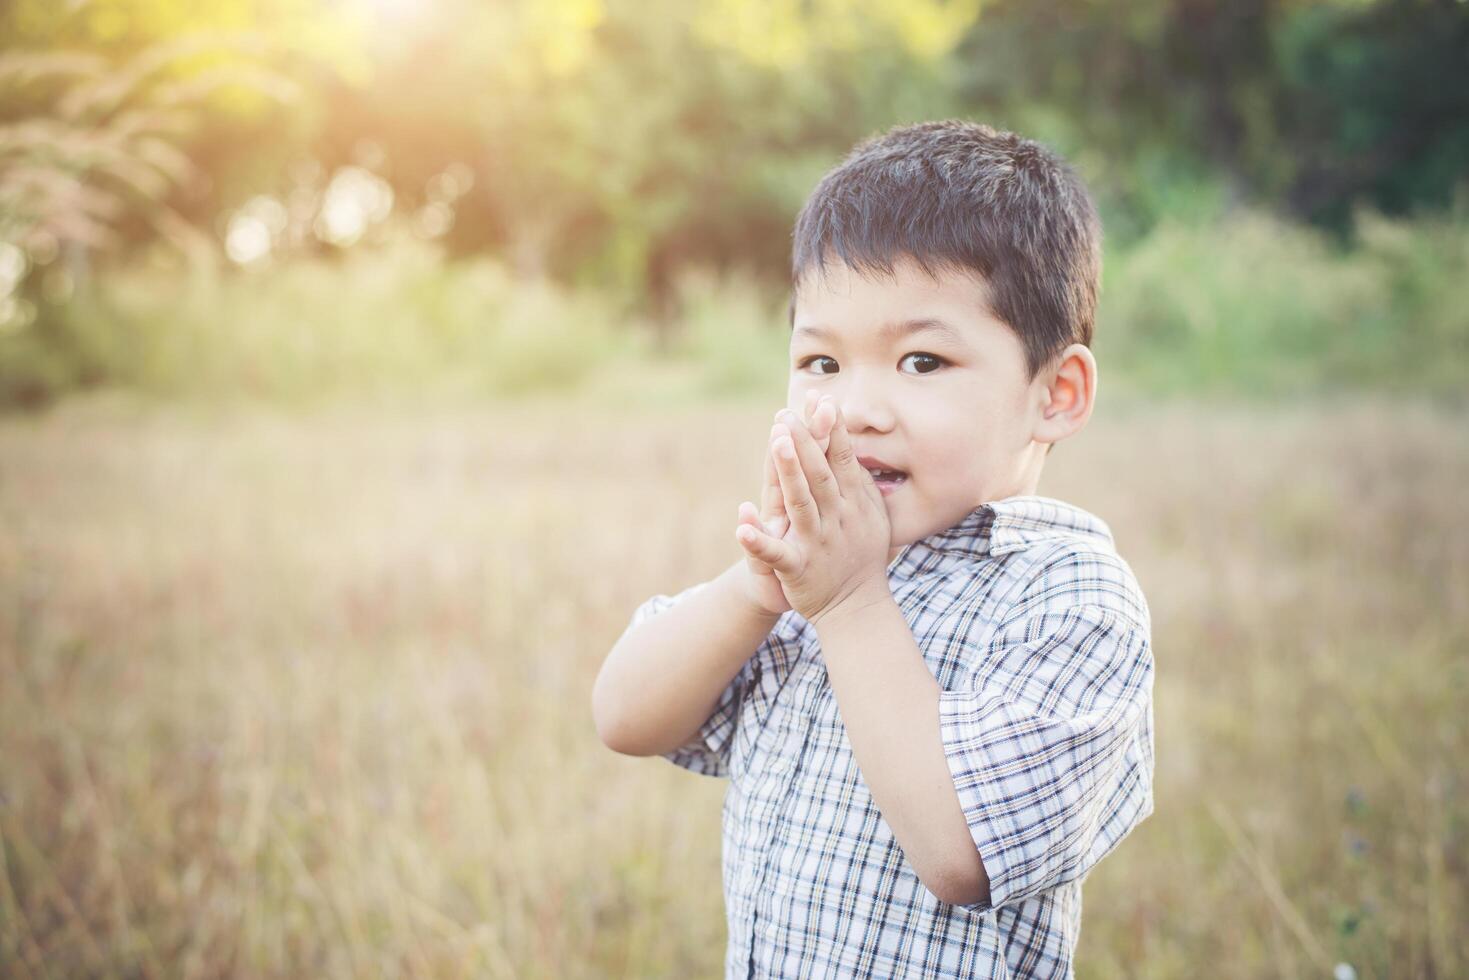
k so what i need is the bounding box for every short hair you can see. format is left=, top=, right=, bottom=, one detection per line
left=789, top=119, right=1102, bottom=383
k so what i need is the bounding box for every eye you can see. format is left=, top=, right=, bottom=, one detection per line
left=900, top=352, right=947, bottom=375
left=796, top=355, right=838, bottom=375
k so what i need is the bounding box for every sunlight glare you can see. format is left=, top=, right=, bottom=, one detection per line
left=357, top=0, right=427, bottom=26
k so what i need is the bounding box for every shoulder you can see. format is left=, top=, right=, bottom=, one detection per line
left=1006, top=536, right=1151, bottom=635
left=935, top=498, right=1150, bottom=638
left=933, top=535, right=1154, bottom=716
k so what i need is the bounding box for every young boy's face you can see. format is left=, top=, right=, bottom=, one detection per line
left=788, top=254, right=1050, bottom=562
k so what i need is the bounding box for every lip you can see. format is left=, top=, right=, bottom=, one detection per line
left=856, top=455, right=908, bottom=497
left=856, top=454, right=905, bottom=474
left=873, top=476, right=906, bottom=497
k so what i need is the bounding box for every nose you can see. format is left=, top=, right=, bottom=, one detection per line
left=830, top=371, right=895, bottom=434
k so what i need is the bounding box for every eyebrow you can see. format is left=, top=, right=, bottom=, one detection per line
left=791, top=317, right=968, bottom=347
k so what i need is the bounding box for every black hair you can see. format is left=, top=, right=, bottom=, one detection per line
left=789, top=119, right=1103, bottom=384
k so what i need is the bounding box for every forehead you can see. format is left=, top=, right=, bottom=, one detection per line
left=791, top=256, right=1003, bottom=344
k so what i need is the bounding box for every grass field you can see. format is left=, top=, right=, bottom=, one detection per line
left=1, top=390, right=1464, bottom=978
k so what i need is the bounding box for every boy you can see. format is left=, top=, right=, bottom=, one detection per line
left=592, top=119, right=1154, bottom=979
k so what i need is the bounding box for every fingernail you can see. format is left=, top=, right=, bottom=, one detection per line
left=779, top=409, right=797, bottom=424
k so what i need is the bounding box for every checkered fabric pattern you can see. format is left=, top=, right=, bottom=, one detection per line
left=624, top=495, right=1155, bottom=978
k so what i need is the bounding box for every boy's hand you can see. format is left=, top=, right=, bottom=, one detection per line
left=735, top=395, right=891, bottom=626
left=735, top=391, right=833, bottom=617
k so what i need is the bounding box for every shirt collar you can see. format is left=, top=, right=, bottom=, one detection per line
left=889, top=494, right=1115, bottom=579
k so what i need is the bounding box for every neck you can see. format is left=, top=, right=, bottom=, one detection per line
left=884, top=452, right=1048, bottom=568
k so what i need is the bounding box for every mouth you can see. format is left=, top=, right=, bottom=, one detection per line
left=870, top=473, right=907, bottom=496
left=857, top=455, right=908, bottom=494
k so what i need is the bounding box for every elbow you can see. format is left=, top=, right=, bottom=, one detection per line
left=594, top=711, right=642, bottom=757
left=936, top=869, right=990, bottom=908
left=591, top=678, right=658, bottom=757
left=591, top=672, right=632, bottom=753
left=930, top=855, right=990, bottom=908
left=593, top=709, right=625, bottom=753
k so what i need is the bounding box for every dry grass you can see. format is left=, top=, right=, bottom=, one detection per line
left=0, top=390, right=1464, bottom=978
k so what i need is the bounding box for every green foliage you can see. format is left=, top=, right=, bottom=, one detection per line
left=956, top=0, right=1469, bottom=240
left=1096, top=205, right=1469, bottom=400
left=0, top=233, right=627, bottom=406
left=664, top=267, right=789, bottom=400
left=1272, top=0, right=1469, bottom=230
left=2, top=208, right=1465, bottom=410
left=0, top=0, right=1464, bottom=411
left=0, top=36, right=301, bottom=351
left=4, top=0, right=1465, bottom=294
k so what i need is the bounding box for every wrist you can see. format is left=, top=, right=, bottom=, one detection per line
left=719, top=560, right=786, bottom=624
left=810, top=577, right=894, bottom=630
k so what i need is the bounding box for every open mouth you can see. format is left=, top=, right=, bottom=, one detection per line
left=857, top=455, right=907, bottom=493
left=866, top=468, right=908, bottom=489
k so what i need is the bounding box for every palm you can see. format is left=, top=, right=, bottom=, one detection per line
left=741, top=397, right=833, bottom=616
left=747, top=552, right=791, bottom=615
left=743, top=448, right=793, bottom=615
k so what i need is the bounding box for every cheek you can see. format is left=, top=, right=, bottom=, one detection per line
left=786, top=378, right=809, bottom=413
left=918, top=430, right=993, bottom=486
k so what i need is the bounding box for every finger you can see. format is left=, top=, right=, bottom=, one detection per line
left=742, top=496, right=786, bottom=545
left=810, top=396, right=835, bottom=452
left=777, top=410, right=840, bottom=517
left=772, top=420, right=821, bottom=537
left=739, top=501, right=777, bottom=572
left=760, top=441, right=788, bottom=534
left=796, top=392, right=830, bottom=452
left=736, top=517, right=798, bottom=573
left=824, top=404, right=873, bottom=501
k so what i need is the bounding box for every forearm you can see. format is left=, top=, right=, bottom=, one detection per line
left=594, top=560, right=780, bottom=757
left=814, top=592, right=990, bottom=907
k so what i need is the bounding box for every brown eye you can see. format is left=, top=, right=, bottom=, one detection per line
left=797, top=355, right=838, bottom=375
left=901, top=353, right=946, bottom=375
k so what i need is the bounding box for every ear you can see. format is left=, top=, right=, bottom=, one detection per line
left=1032, top=344, right=1097, bottom=448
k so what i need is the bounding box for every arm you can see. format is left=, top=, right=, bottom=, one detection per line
left=821, top=593, right=1154, bottom=913
left=814, top=594, right=990, bottom=907
left=934, top=602, right=1155, bottom=914
left=746, top=402, right=1153, bottom=910
left=593, top=559, right=780, bottom=758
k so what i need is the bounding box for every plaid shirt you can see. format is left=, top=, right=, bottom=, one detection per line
left=625, top=495, right=1154, bottom=979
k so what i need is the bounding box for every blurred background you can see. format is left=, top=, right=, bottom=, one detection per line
left=0, top=0, right=1464, bottom=977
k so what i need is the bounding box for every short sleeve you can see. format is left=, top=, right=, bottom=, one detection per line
left=619, top=581, right=754, bottom=779
left=938, top=603, right=1155, bottom=913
